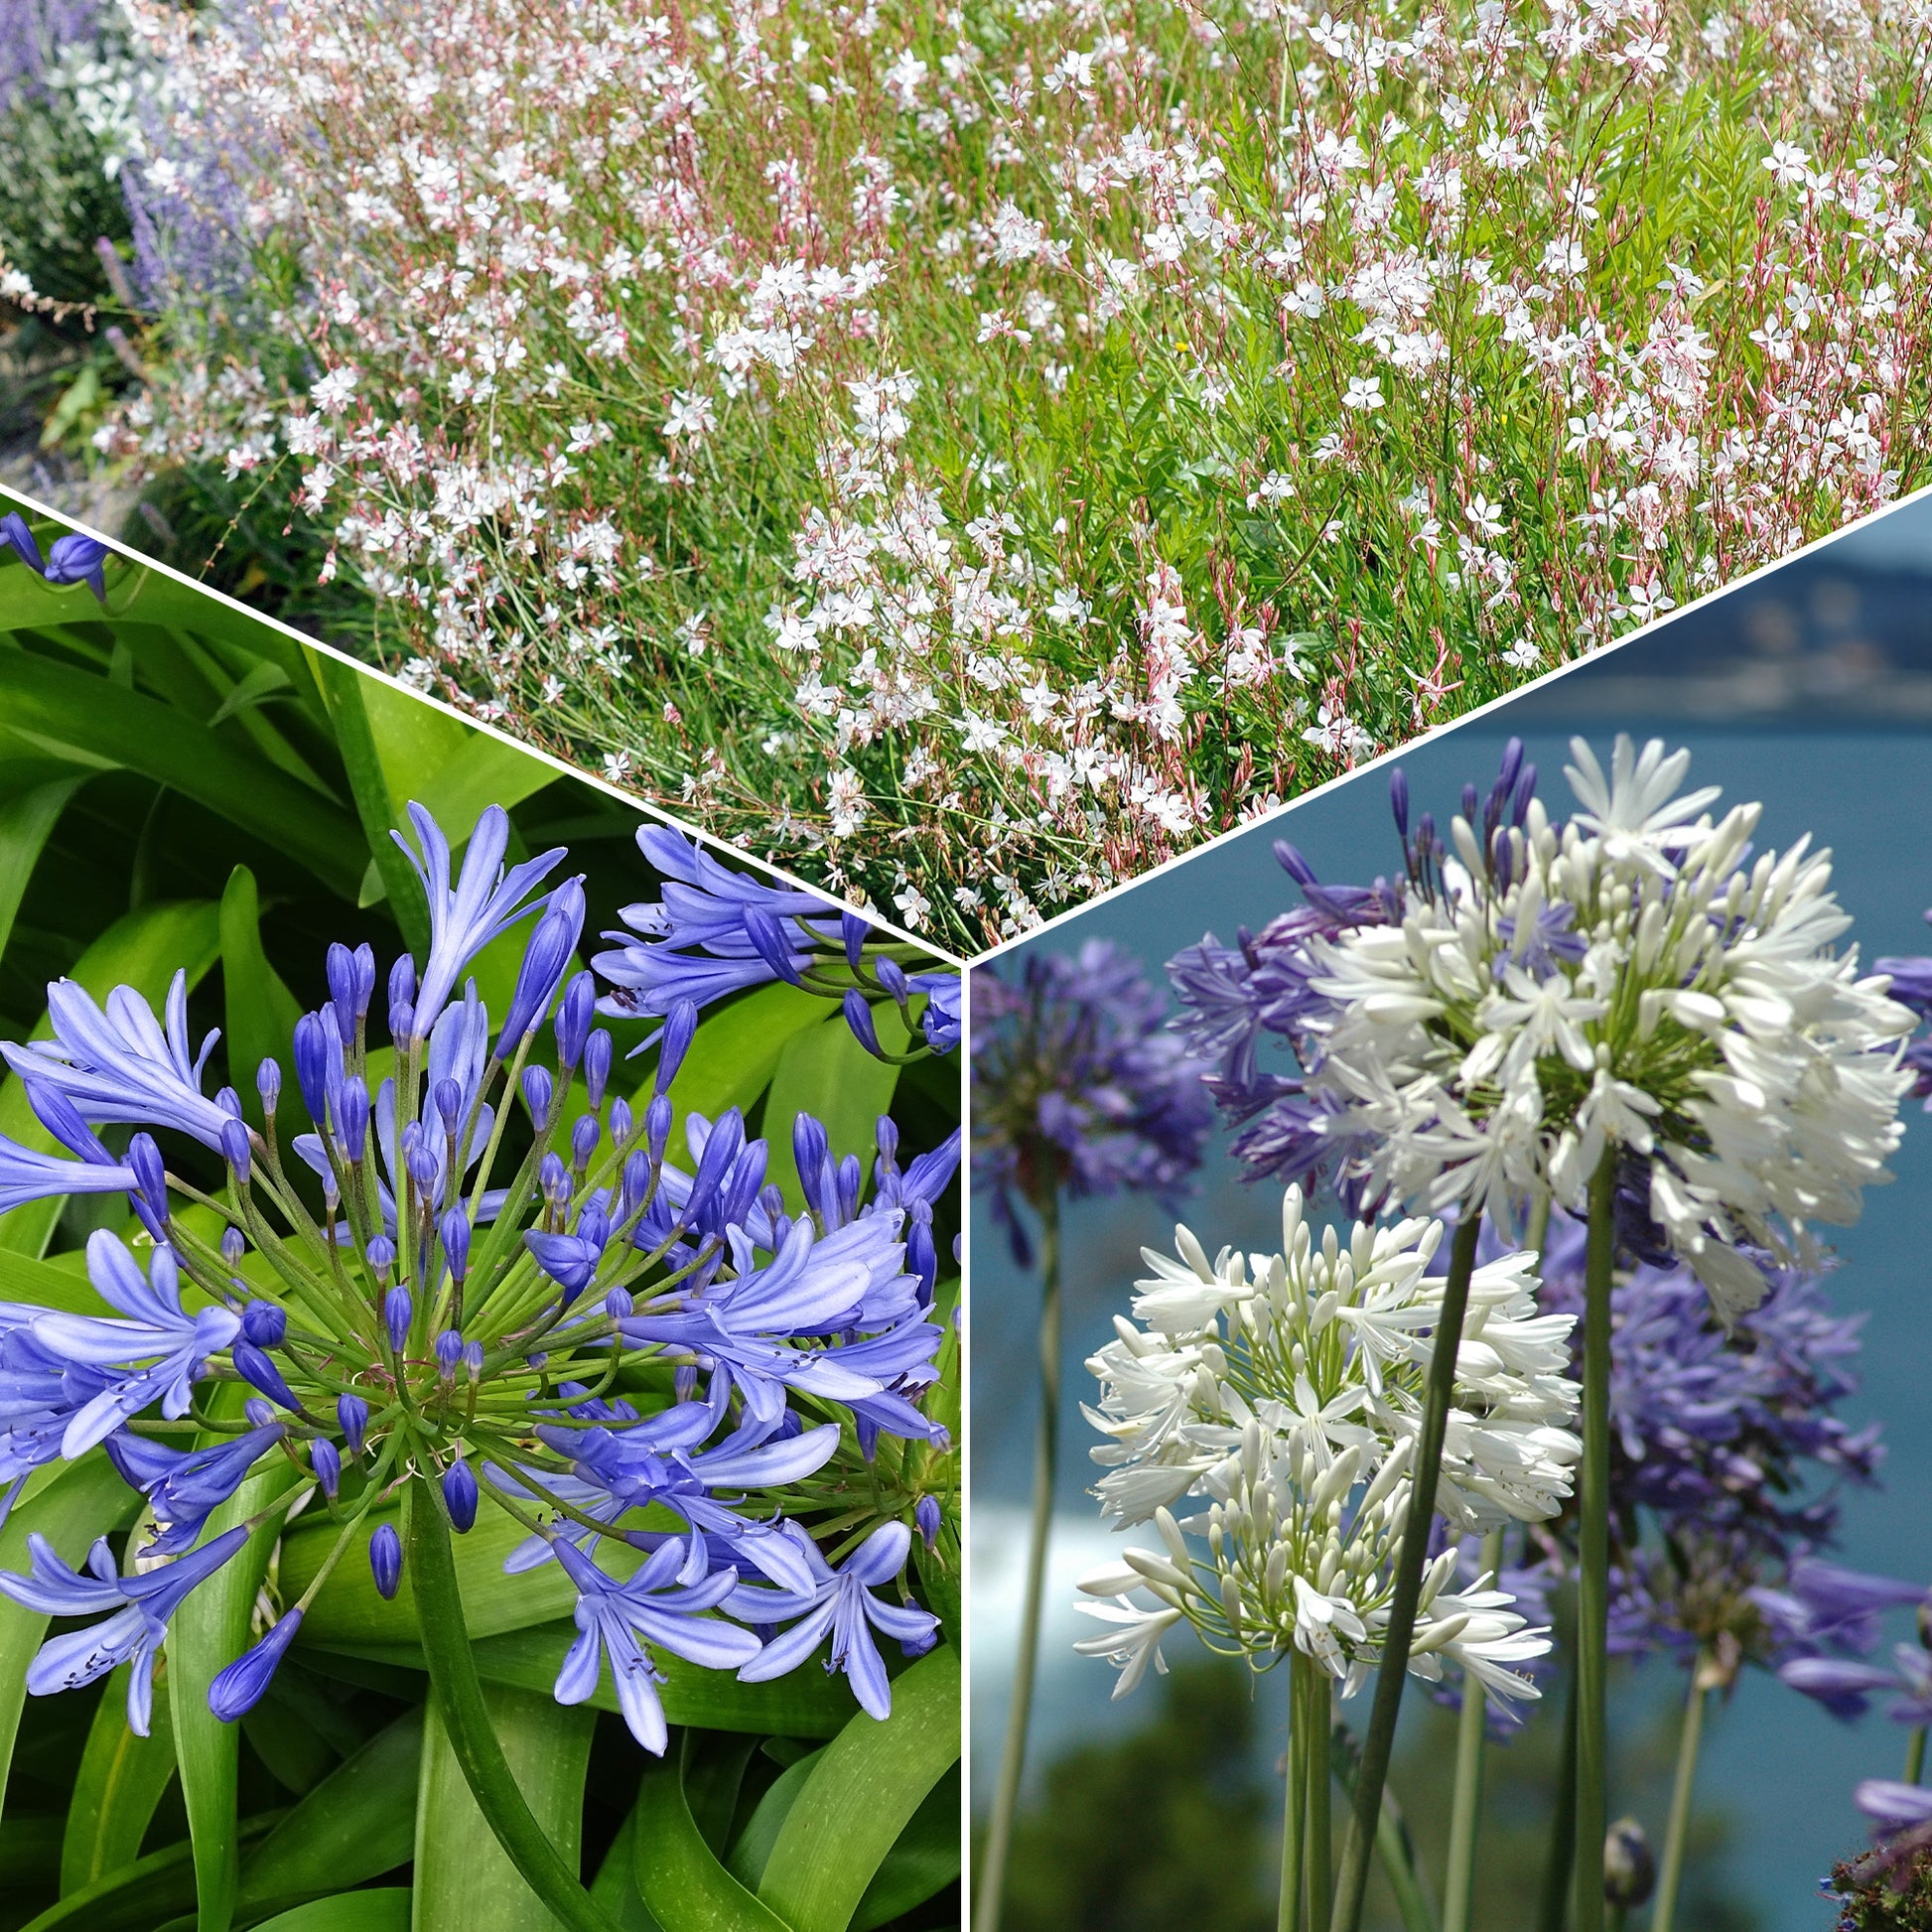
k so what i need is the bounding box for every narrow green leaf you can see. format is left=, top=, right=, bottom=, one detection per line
left=0, top=1247, right=110, bottom=1314
left=166, top=1409, right=302, bottom=1932
left=725, top=1749, right=824, bottom=1891
left=630, top=1748, right=792, bottom=1932
left=0, top=897, right=221, bottom=1257
left=60, top=1660, right=179, bottom=1894
left=414, top=1682, right=596, bottom=1932
left=761, top=1010, right=904, bottom=1215
left=0, top=1453, right=144, bottom=1834
left=405, top=1475, right=618, bottom=1932
left=757, top=1644, right=960, bottom=1932
left=591, top=1804, right=665, bottom=1931
left=217, top=866, right=303, bottom=1128
left=248, top=1890, right=412, bottom=1932
left=851, top=1766, right=960, bottom=1932
left=238, top=1708, right=423, bottom=1908
left=206, top=659, right=291, bottom=727
left=366, top=687, right=557, bottom=831
left=17, top=1816, right=281, bottom=1932
left=0, top=775, right=83, bottom=962
left=311, top=654, right=430, bottom=960
left=0, top=648, right=361, bottom=896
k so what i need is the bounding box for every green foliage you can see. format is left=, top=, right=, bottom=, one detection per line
left=0, top=498, right=963, bottom=1931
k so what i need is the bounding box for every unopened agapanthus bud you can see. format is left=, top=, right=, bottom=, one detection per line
left=292, top=1012, right=333, bottom=1126
left=655, top=1000, right=698, bottom=1096
left=539, top=1151, right=570, bottom=1208
left=1390, top=766, right=1410, bottom=840
left=127, top=1133, right=168, bottom=1221
left=876, top=957, right=909, bottom=1006
left=604, top=1286, right=633, bottom=1319
left=366, top=1234, right=396, bottom=1281
left=554, top=970, right=595, bottom=1068
left=743, top=907, right=803, bottom=985
left=383, top=1286, right=413, bottom=1352
left=841, top=910, right=869, bottom=968
left=843, top=989, right=884, bottom=1060
left=645, top=1093, right=672, bottom=1163
left=461, top=1340, right=483, bottom=1380
left=499, top=878, right=586, bottom=1049
left=256, top=1057, right=282, bottom=1117
left=338, top=1392, right=368, bottom=1455
left=609, top=1096, right=632, bottom=1146
left=328, top=940, right=376, bottom=1042
left=584, top=1030, right=613, bottom=1109
left=219, top=1117, right=252, bottom=1180
left=620, top=1150, right=652, bottom=1221
left=216, top=1085, right=243, bottom=1120
left=435, top=1329, right=464, bottom=1378
left=369, top=1522, right=403, bottom=1598
left=221, top=1226, right=247, bottom=1267
left=570, top=1114, right=601, bottom=1172
left=241, top=1301, right=286, bottom=1346
left=521, top=1064, right=554, bottom=1123
left=338, top=1077, right=369, bottom=1161
left=243, top=1398, right=277, bottom=1428
left=441, top=1207, right=471, bottom=1281
left=794, top=1113, right=830, bottom=1192
left=1603, top=1819, right=1655, bottom=1910
left=387, top=955, right=417, bottom=1044
left=908, top=1218, right=938, bottom=1307
left=915, top=1494, right=942, bottom=1549
left=233, top=1340, right=297, bottom=1409
left=310, top=1438, right=341, bottom=1498
left=434, top=1078, right=464, bottom=1132
left=876, top=1114, right=899, bottom=1167
left=443, top=1453, right=479, bottom=1532
left=208, top=1608, right=304, bottom=1721
left=406, top=1142, right=439, bottom=1190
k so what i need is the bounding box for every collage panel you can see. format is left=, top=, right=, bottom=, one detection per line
left=0, top=496, right=962, bottom=1929
left=6, top=0, right=1931, bottom=953
left=967, top=493, right=1932, bottom=1932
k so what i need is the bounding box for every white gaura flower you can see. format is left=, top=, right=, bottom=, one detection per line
left=1072, top=1188, right=1576, bottom=1702
left=1301, top=736, right=1914, bottom=1321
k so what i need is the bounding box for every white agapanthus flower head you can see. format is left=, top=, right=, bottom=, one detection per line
left=1302, top=736, right=1914, bottom=1322
left=1071, top=1188, right=1578, bottom=1704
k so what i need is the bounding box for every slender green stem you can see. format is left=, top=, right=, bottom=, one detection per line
left=403, top=1473, right=621, bottom=1932
left=1652, top=1660, right=1710, bottom=1932
left=1907, top=1726, right=1927, bottom=1785
left=1282, top=1665, right=1308, bottom=1932
left=1574, top=1147, right=1618, bottom=1932
left=1305, top=1657, right=1332, bottom=1929
left=1537, top=1666, right=1580, bottom=1932
left=1443, top=1527, right=1502, bottom=1932
left=1328, top=1211, right=1482, bottom=1932
left=973, top=1181, right=1061, bottom=1932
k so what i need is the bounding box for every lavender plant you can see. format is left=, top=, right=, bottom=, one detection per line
left=0, top=799, right=961, bottom=1931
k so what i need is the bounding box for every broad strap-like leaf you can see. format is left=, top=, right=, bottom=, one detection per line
left=630, top=1745, right=793, bottom=1932
left=60, top=1660, right=179, bottom=1894
left=217, top=865, right=304, bottom=1127
left=756, top=1643, right=960, bottom=1932
left=238, top=1707, right=423, bottom=1910
left=657, top=981, right=835, bottom=1143
left=248, top=1890, right=413, bottom=1932
left=0, top=1453, right=144, bottom=1837
left=165, top=1402, right=302, bottom=1932
left=0, top=775, right=83, bottom=963
left=413, top=1683, right=596, bottom=1932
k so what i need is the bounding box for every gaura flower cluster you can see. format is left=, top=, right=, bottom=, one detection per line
left=1173, top=738, right=1916, bottom=1321
left=0, top=805, right=958, bottom=1748
left=1071, top=1188, right=1578, bottom=1709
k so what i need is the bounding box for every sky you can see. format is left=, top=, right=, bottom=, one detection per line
left=968, top=485, right=1932, bottom=1931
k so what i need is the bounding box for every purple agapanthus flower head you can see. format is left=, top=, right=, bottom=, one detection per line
left=972, top=939, right=1212, bottom=1263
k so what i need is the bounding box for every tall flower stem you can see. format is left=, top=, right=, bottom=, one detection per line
left=1304, top=1654, right=1333, bottom=1927
left=405, top=1473, right=621, bottom=1932
left=1574, top=1148, right=1619, bottom=1932
left=974, top=1179, right=1062, bottom=1932
left=1906, top=1728, right=1927, bottom=1784
left=1442, top=1527, right=1503, bottom=1932
left=1329, top=1211, right=1483, bottom=1932
left=1537, top=1665, right=1580, bottom=1932
left=1282, top=1663, right=1310, bottom=1932
left=1651, top=1656, right=1711, bottom=1932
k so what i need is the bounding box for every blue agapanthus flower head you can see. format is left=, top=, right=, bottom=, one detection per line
left=0, top=803, right=955, bottom=1748
left=971, top=938, right=1212, bottom=1263
left=594, top=825, right=959, bottom=1063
